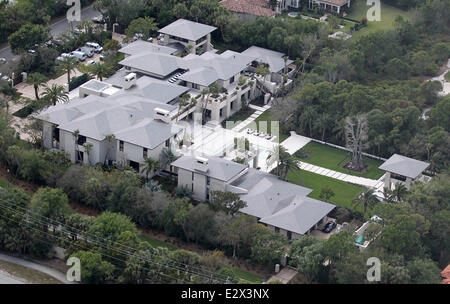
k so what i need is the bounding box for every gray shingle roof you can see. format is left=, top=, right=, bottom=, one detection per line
left=379, top=154, right=430, bottom=179
left=259, top=195, right=335, bottom=235
left=178, top=67, right=218, bottom=87
left=114, top=119, right=183, bottom=149
left=158, top=19, right=216, bottom=41
left=119, top=40, right=177, bottom=56
left=171, top=155, right=248, bottom=181
left=242, top=46, right=292, bottom=73
left=119, top=52, right=181, bottom=77
left=81, top=79, right=111, bottom=91
left=231, top=168, right=335, bottom=235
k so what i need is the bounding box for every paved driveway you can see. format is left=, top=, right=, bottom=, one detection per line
left=281, top=131, right=311, bottom=155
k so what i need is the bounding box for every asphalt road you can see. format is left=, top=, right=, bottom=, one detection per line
left=0, top=5, right=101, bottom=63
left=0, top=253, right=74, bottom=284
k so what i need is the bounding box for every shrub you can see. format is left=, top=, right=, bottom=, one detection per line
left=69, top=73, right=90, bottom=91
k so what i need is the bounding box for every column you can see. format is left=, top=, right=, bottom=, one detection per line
left=384, top=172, right=391, bottom=189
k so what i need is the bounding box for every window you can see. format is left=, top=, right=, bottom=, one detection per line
left=119, top=140, right=124, bottom=152
left=76, top=151, right=84, bottom=163
left=77, top=135, right=86, bottom=146
left=275, top=227, right=280, bottom=233
left=206, top=190, right=209, bottom=201
left=192, top=172, right=194, bottom=180
left=192, top=83, right=200, bottom=90
left=143, top=148, right=148, bottom=158
left=230, top=76, right=235, bottom=84
left=287, top=231, right=292, bottom=240
left=206, top=176, right=210, bottom=186
left=165, top=139, right=170, bottom=147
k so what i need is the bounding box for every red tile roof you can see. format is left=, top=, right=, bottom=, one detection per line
left=220, top=0, right=277, bottom=17
left=442, top=265, right=450, bottom=279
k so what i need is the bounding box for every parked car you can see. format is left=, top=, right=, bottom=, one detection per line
left=133, top=33, right=144, bottom=41
left=76, top=47, right=94, bottom=58
left=147, top=37, right=153, bottom=42
left=99, top=55, right=104, bottom=61
left=86, top=60, right=96, bottom=66
left=0, top=58, right=6, bottom=64
left=86, top=42, right=103, bottom=53
left=92, top=16, right=106, bottom=24
left=27, top=49, right=36, bottom=55
left=71, top=51, right=87, bottom=61
left=322, top=221, right=337, bottom=233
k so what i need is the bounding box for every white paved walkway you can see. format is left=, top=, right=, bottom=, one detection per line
left=280, top=131, right=311, bottom=154
left=296, top=160, right=384, bottom=189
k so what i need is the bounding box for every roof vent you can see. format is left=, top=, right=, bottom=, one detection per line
left=123, top=73, right=137, bottom=90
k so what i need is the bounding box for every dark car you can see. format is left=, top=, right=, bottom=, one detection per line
left=322, top=221, right=336, bottom=233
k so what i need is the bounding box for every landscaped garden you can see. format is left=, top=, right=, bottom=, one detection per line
left=221, top=107, right=255, bottom=129
left=287, top=169, right=364, bottom=211
left=296, top=142, right=385, bottom=179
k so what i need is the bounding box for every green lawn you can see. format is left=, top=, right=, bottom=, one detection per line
left=222, top=108, right=255, bottom=129
left=297, top=142, right=385, bottom=179
left=287, top=169, right=364, bottom=211
left=347, top=1, right=411, bottom=37
left=231, top=268, right=264, bottom=283
left=138, top=233, right=177, bottom=251
left=445, top=72, right=450, bottom=82
left=244, top=110, right=289, bottom=143
left=0, top=178, right=8, bottom=188
left=0, top=260, right=62, bottom=284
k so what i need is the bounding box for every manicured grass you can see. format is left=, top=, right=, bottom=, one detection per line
left=221, top=108, right=255, bottom=129
left=287, top=169, right=364, bottom=211
left=231, top=268, right=264, bottom=283
left=244, top=110, right=289, bottom=143
left=445, top=72, right=450, bottom=82
left=138, top=233, right=177, bottom=251
left=347, top=1, right=411, bottom=37
left=298, top=142, right=385, bottom=179
left=0, top=260, right=62, bottom=284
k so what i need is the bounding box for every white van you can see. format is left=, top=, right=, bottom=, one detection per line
left=71, top=51, right=87, bottom=61
left=86, top=42, right=103, bottom=53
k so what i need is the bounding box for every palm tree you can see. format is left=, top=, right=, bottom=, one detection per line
left=280, top=152, right=297, bottom=181
left=352, top=188, right=379, bottom=218
left=26, top=72, right=48, bottom=100
left=83, top=142, right=93, bottom=165
left=103, top=134, right=116, bottom=165
left=42, top=84, right=69, bottom=106
left=141, top=157, right=160, bottom=181
left=300, top=106, right=317, bottom=137
left=58, top=56, right=79, bottom=83
left=160, top=148, right=178, bottom=178
left=176, top=93, right=189, bottom=122
left=392, top=183, right=408, bottom=202
left=86, top=62, right=111, bottom=81
left=72, top=129, right=82, bottom=163
left=315, top=113, right=331, bottom=142
left=382, top=187, right=395, bottom=203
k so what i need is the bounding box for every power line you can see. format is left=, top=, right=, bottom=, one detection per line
left=0, top=200, right=235, bottom=283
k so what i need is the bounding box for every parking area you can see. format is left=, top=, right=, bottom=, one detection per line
left=310, top=218, right=340, bottom=240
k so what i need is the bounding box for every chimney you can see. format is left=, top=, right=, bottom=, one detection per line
left=123, top=73, right=136, bottom=89
left=195, top=156, right=209, bottom=172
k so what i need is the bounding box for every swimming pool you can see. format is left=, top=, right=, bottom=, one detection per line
left=288, top=12, right=298, bottom=18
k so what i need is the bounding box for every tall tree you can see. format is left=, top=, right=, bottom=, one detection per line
left=42, top=84, right=69, bottom=106
left=352, top=188, right=378, bottom=218
left=26, top=72, right=47, bottom=100
left=345, top=114, right=369, bottom=171
left=57, top=56, right=79, bottom=84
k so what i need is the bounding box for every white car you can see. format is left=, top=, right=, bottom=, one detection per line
left=86, top=42, right=103, bottom=53
left=86, top=60, right=96, bottom=66
left=0, top=58, right=6, bottom=64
